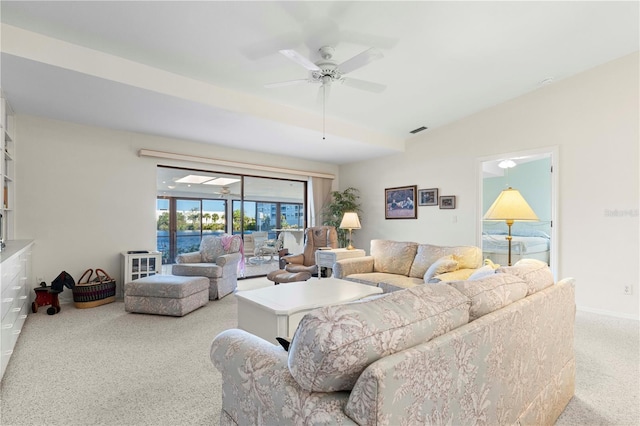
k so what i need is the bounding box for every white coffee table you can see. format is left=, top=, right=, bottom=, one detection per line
left=236, top=278, right=382, bottom=343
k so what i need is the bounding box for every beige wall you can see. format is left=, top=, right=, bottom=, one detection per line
left=340, top=53, right=639, bottom=319
left=14, top=53, right=638, bottom=318
left=15, top=118, right=338, bottom=301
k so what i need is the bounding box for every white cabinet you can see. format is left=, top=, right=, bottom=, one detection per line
left=121, top=251, right=161, bottom=298
left=0, top=93, right=15, bottom=244
left=1, top=240, right=34, bottom=381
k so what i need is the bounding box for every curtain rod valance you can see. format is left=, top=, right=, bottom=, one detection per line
left=139, top=149, right=335, bottom=180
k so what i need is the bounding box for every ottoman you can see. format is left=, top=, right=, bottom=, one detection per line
left=266, top=269, right=312, bottom=285
left=124, top=275, right=209, bottom=317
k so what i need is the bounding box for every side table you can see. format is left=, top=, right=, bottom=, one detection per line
left=315, top=248, right=366, bottom=279
left=121, top=251, right=162, bottom=298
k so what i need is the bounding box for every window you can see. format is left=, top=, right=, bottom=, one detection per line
left=157, top=167, right=306, bottom=277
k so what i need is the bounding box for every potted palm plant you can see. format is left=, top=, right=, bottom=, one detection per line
left=322, top=187, right=362, bottom=248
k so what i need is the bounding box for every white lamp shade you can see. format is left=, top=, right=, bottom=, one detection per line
left=484, top=188, right=539, bottom=221
left=339, top=212, right=361, bottom=229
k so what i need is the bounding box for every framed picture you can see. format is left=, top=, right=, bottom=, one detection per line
left=439, top=195, right=456, bottom=209
left=385, top=185, right=417, bottom=219
left=418, top=188, right=438, bottom=206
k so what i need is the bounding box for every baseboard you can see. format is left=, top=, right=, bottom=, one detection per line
left=576, top=305, right=639, bottom=321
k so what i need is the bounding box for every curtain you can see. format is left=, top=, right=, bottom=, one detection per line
left=308, top=176, right=333, bottom=227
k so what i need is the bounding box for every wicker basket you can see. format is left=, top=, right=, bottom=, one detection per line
left=73, top=268, right=116, bottom=309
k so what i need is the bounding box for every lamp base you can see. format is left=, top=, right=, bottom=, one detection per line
left=346, top=243, right=355, bottom=250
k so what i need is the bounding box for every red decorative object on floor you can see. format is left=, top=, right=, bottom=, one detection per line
left=32, top=283, right=61, bottom=315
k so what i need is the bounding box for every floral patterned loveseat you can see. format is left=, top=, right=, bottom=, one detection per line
left=333, top=239, right=484, bottom=292
left=211, top=260, right=575, bottom=425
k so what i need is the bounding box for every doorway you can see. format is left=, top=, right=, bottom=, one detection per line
left=478, top=147, right=558, bottom=276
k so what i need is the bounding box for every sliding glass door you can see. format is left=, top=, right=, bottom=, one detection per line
left=157, top=166, right=306, bottom=278
left=156, top=197, right=227, bottom=264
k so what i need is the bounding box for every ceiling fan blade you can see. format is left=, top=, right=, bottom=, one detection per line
left=239, top=32, right=300, bottom=61
left=338, top=47, right=384, bottom=74
left=341, top=77, right=386, bottom=93
left=264, top=79, right=311, bottom=88
left=279, top=49, right=321, bottom=71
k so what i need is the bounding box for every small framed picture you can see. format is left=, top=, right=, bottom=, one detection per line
left=385, top=185, right=417, bottom=219
left=418, top=188, right=438, bottom=206
left=439, top=195, right=456, bottom=209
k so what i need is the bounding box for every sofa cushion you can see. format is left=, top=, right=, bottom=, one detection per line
left=497, top=259, right=554, bottom=295
left=409, top=244, right=482, bottom=278
left=371, top=240, right=418, bottom=276
left=448, top=273, right=527, bottom=321
left=423, top=255, right=459, bottom=282
left=172, top=263, right=222, bottom=278
left=288, top=284, right=471, bottom=392
left=346, top=273, right=423, bottom=289
left=199, top=236, right=226, bottom=263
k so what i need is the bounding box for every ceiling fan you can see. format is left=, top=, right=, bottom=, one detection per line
left=266, top=46, right=386, bottom=139
left=214, top=187, right=239, bottom=198
left=265, top=46, right=386, bottom=99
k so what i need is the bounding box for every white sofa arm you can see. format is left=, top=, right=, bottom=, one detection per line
left=211, top=329, right=355, bottom=425
left=333, top=256, right=375, bottom=279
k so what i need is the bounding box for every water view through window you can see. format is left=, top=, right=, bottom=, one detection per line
left=156, top=167, right=306, bottom=277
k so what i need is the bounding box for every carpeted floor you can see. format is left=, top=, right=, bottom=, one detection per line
left=0, top=278, right=638, bottom=425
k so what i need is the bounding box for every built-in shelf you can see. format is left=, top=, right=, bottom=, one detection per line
left=1, top=91, right=15, bottom=243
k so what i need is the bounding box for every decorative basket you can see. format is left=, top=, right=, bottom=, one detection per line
left=72, top=268, right=116, bottom=309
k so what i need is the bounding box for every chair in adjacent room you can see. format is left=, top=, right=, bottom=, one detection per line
left=255, top=232, right=284, bottom=262
left=267, top=226, right=338, bottom=283
left=171, top=234, right=243, bottom=300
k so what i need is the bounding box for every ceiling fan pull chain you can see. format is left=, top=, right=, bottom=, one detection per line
left=322, top=84, right=326, bottom=140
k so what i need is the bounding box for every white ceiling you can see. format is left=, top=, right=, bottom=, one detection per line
left=1, top=1, right=638, bottom=164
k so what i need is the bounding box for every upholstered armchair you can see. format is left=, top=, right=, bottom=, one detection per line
left=172, top=234, right=243, bottom=300
left=283, top=226, right=338, bottom=276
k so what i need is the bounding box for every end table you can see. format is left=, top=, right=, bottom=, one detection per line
left=315, top=248, right=366, bottom=279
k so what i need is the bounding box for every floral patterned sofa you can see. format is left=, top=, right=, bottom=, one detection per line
left=211, top=260, right=575, bottom=425
left=333, top=239, right=484, bottom=291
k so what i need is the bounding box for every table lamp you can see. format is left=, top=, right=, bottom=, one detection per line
left=483, top=187, right=538, bottom=266
left=339, top=212, right=361, bottom=250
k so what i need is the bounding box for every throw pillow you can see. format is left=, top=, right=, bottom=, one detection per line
left=468, top=265, right=496, bottom=280
left=423, top=255, right=459, bottom=282
left=371, top=240, right=418, bottom=276
left=427, top=268, right=475, bottom=283
left=409, top=244, right=482, bottom=278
